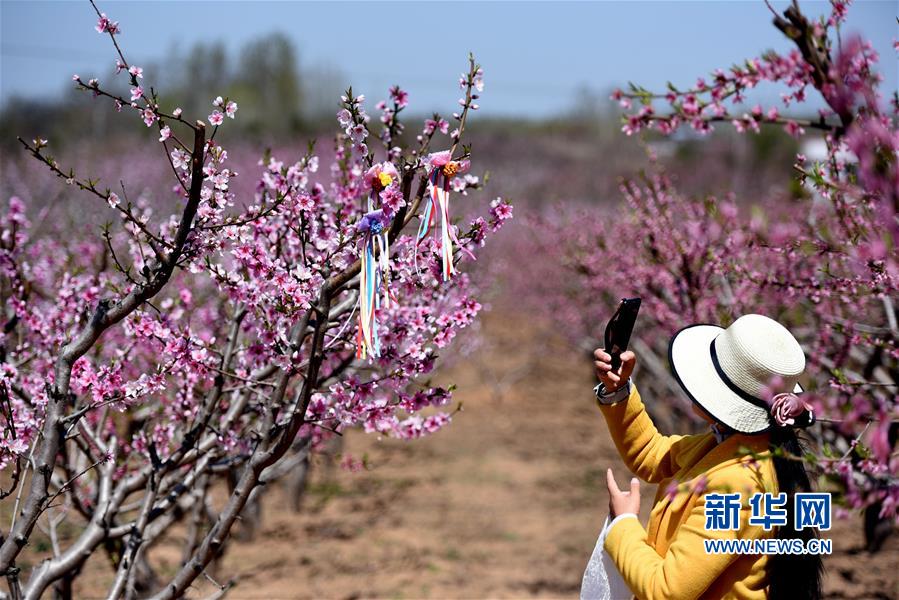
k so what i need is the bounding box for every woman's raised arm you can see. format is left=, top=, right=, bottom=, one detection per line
left=594, top=349, right=698, bottom=483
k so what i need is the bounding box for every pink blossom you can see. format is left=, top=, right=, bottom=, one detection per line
left=389, top=85, right=409, bottom=108
left=380, top=185, right=405, bottom=215
left=170, top=149, right=190, bottom=170
left=473, top=68, right=484, bottom=92
left=489, top=198, right=513, bottom=231
left=298, top=194, right=316, bottom=213
left=348, top=124, right=367, bottom=142
left=682, top=94, right=700, bottom=116
left=95, top=12, right=119, bottom=34
left=423, top=118, right=449, bottom=136
left=783, top=120, right=805, bottom=138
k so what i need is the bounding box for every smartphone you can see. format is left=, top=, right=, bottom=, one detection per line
left=604, top=297, right=641, bottom=371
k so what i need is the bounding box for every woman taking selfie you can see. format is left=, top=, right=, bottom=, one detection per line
left=592, top=314, right=823, bottom=600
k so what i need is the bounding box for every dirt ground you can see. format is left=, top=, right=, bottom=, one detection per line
left=55, top=310, right=899, bottom=598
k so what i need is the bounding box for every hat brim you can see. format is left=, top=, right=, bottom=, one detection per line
left=668, top=324, right=802, bottom=435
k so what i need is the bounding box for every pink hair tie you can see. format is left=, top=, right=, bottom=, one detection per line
left=769, top=392, right=813, bottom=427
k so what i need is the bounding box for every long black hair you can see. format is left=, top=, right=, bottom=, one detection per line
left=767, top=427, right=823, bottom=600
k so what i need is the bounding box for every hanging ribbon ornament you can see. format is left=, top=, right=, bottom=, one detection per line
left=356, top=209, right=391, bottom=359
left=356, top=163, right=398, bottom=359
left=418, top=150, right=476, bottom=281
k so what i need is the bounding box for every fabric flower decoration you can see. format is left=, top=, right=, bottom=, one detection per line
left=418, top=150, right=474, bottom=281
left=364, top=162, right=399, bottom=193
left=769, top=393, right=814, bottom=427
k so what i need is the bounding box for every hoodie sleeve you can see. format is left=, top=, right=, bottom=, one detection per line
left=598, top=383, right=700, bottom=483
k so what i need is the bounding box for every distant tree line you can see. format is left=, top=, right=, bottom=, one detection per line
left=0, top=32, right=346, bottom=150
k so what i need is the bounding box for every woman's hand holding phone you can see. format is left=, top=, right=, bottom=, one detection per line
left=593, top=348, right=636, bottom=393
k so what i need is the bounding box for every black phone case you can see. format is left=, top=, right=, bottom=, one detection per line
left=604, top=298, right=641, bottom=371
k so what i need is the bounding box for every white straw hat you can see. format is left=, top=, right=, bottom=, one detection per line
left=668, top=314, right=805, bottom=434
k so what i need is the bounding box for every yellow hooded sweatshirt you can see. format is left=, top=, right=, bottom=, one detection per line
left=600, top=384, right=778, bottom=600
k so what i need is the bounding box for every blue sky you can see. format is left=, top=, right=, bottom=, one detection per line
left=1, top=1, right=895, bottom=118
